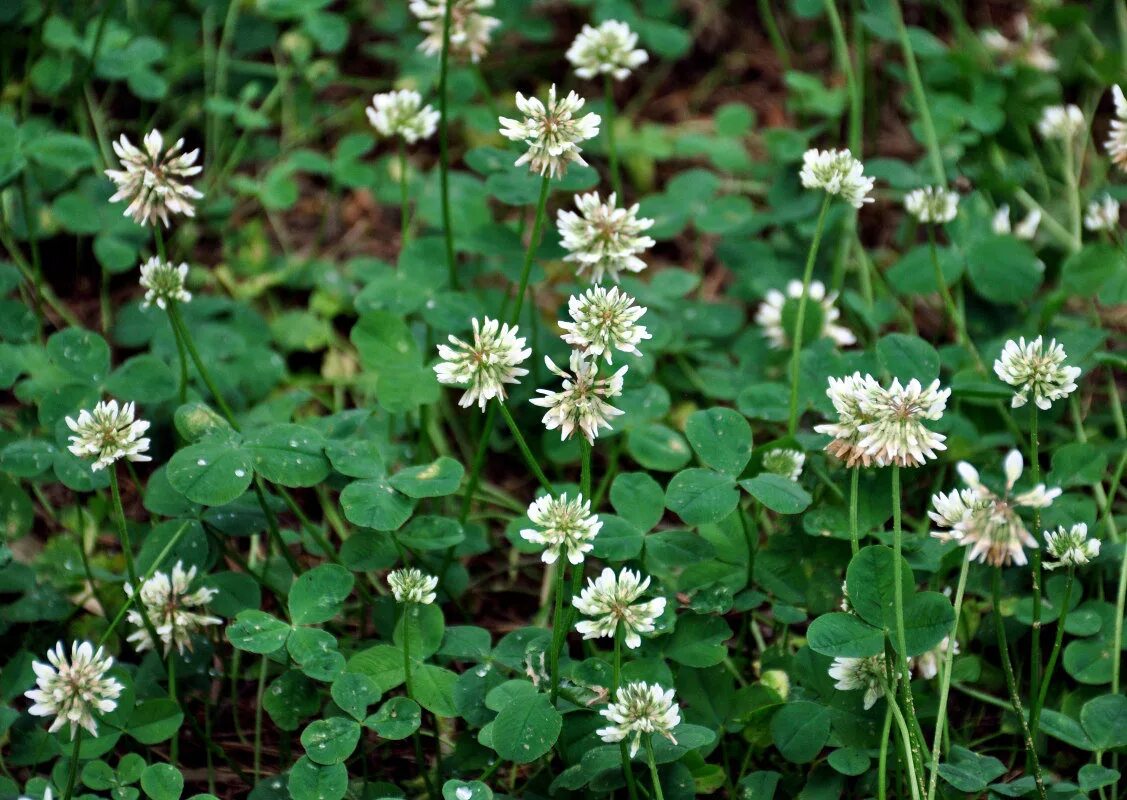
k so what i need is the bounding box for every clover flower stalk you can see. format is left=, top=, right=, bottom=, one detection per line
left=557, top=191, right=656, bottom=284
left=1036, top=105, right=1085, bottom=246
left=368, top=90, right=440, bottom=243
left=790, top=149, right=872, bottom=435
left=566, top=20, right=647, bottom=195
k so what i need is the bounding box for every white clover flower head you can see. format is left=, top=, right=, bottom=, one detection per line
left=754, top=279, right=855, bottom=350
left=409, top=0, right=500, bottom=63
left=828, top=655, right=885, bottom=710
left=813, top=372, right=884, bottom=467
left=557, top=191, right=656, bottom=284
left=530, top=351, right=627, bottom=443
left=799, top=148, right=874, bottom=208
left=434, top=317, right=531, bottom=411
left=520, top=493, right=602, bottom=565
left=387, top=568, right=439, bottom=605
left=24, top=641, right=123, bottom=738
left=1084, top=194, right=1120, bottom=232
left=914, top=636, right=959, bottom=680
left=1037, top=104, right=1085, bottom=141
left=855, top=378, right=951, bottom=468
left=65, top=399, right=151, bottom=472
left=904, top=186, right=959, bottom=224
left=1106, top=85, right=1127, bottom=172
left=930, top=450, right=1061, bottom=567
left=992, top=204, right=1041, bottom=240
left=559, top=286, right=651, bottom=364
left=994, top=336, right=1081, bottom=410
left=125, top=561, right=221, bottom=655
left=366, top=90, right=440, bottom=144
left=565, top=20, right=649, bottom=80
left=105, top=130, right=203, bottom=227
left=138, top=257, right=191, bottom=310
left=499, top=85, right=601, bottom=178
left=573, top=567, right=667, bottom=649
left=982, top=15, right=1057, bottom=72
left=1044, top=523, right=1100, bottom=570
left=761, top=448, right=805, bottom=482
left=597, top=681, right=680, bottom=757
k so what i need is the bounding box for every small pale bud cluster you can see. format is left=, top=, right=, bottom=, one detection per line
left=904, top=186, right=959, bottom=224
left=828, top=655, right=886, bottom=710
left=499, top=85, right=601, bottom=179
left=387, top=568, right=439, bottom=605
left=565, top=21, right=648, bottom=80
left=139, top=257, right=191, bottom=309
left=1106, top=86, right=1127, bottom=172
left=993, top=336, right=1081, bottom=410
left=65, top=399, right=151, bottom=472
left=992, top=204, right=1041, bottom=240
left=799, top=148, right=874, bottom=208
left=597, top=681, right=681, bottom=757
left=409, top=0, right=500, bottom=63
left=126, top=561, right=221, bottom=655
left=1036, top=104, right=1084, bottom=141
left=982, top=15, right=1057, bottom=72
left=1043, top=523, right=1100, bottom=570
left=1084, top=195, right=1120, bottom=232
left=761, top=448, right=805, bottom=482
left=754, top=279, right=855, bottom=350
left=366, top=90, right=440, bottom=144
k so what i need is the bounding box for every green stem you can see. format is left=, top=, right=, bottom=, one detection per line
left=1062, top=135, right=1082, bottom=252
left=757, top=0, right=791, bottom=70
left=1028, top=407, right=1043, bottom=743
left=612, top=624, right=623, bottom=693
left=879, top=672, right=923, bottom=800
left=399, top=139, right=411, bottom=245
left=496, top=401, right=553, bottom=493
left=740, top=502, right=758, bottom=590
left=18, top=176, right=44, bottom=332
left=458, top=403, right=498, bottom=524
left=1032, top=567, right=1073, bottom=737
left=109, top=468, right=161, bottom=651
left=603, top=74, right=622, bottom=199
left=253, top=655, right=267, bottom=780
left=878, top=703, right=893, bottom=800
left=155, top=227, right=190, bottom=404
left=548, top=557, right=568, bottom=703
left=925, top=548, right=970, bottom=800
left=927, top=225, right=981, bottom=369
left=890, top=465, right=924, bottom=783
left=992, top=567, right=1048, bottom=800
left=62, top=728, right=83, bottom=800
left=438, top=0, right=457, bottom=288
left=849, top=466, right=860, bottom=556
left=824, top=0, right=862, bottom=154
left=644, top=736, right=666, bottom=800
left=168, top=654, right=179, bottom=764
left=580, top=438, right=593, bottom=501
left=787, top=194, right=832, bottom=435
left=890, top=0, right=945, bottom=184
left=506, top=175, right=551, bottom=324
left=168, top=300, right=238, bottom=425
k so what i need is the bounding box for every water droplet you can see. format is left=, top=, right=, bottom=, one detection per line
left=235, top=469, right=246, bottom=477
left=197, top=459, right=207, bottom=466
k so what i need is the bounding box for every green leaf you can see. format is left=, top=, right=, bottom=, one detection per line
left=1078, top=764, right=1120, bottom=792
left=330, top=673, right=381, bottom=722
left=846, top=546, right=913, bottom=631
left=227, top=610, right=291, bottom=654
left=627, top=423, right=692, bottom=472
left=289, top=564, right=355, bottom=625
left=389, top=457, right=465, bottom=498
left=490, top=692, right=562, bottom=763
left=1050, top=442, right=1108, bottom=489
left=140, top=763, right=183, bottom=800
left=287, top=627, right=345, bottom=682
left=684, top=407, right=754, bottom=476
left=739, top=473, right=811, bottom=514
left=1061, top=243, right=1124, bottom=295
left=770, top=701, right=830, bottom=763
left=412, top=665, right=460, bottom=717
left=966, top=235, right=1042, bottom=304
left=937, top=746, right=1007, bottom=793
left=666, top=468, right=739, bottom=525
left=339, top=478, right=415, bottom=531
left=25, top=132, right=97, bottom=173
left=1080, top=694, right=1127, bottom=749
left=664, top=614, right=732, bottom=667
left=806, top=612, right=884, bottom=658
left=876, top=333, right=940, bottom=383
left=300, top=717, right=360, bottom=765
left=262, top=670, right=321, bottom=731
left=244, top=424, right=329, bottom=488
left=128, top=699, right=184, bottom=745
left=346, top=645, right=406, bottom=693
left=166, top=440, right=253, bottom=506
left=442, top=780, right=493, bottom=800
left=394, top=602, right=446, bottom=659
left=897, top=591, right=956, bottom=656
left=611, top=472, right=667, bottom=531
left=287, top=756, right=347, bottom=800
left=1035, top=708, right=1094, bottom=750
left=364, top=696, right=421, bottom=740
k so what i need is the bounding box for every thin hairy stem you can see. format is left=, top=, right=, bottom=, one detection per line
left=787, top=194, right=832, bottom=434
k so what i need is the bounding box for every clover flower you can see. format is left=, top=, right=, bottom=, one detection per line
left=754, top=279, right=855, bottom=350
left=387, top=568, right=438, bottom=605
left=992, top=204, right=1041, bottom=240
left=993, top=336, right=1081, bottom=410
left=814, top=372, right=884, bottom=467
left=1084, top=195, right=1120, bottom=232
left=1037, top=105, right=1084, bottom=141
left=520, top=493, right=602, bottom=565
left=559, top=286, right=650, bottom=364
left=557, top=191, right=656, bottom=284
left=139, top=257, right=191, bottom=310
left=982, top=15, right=1057, bottom=72
left=366, top=90, right=440, bottom=144
left=105, top=130, right=203, bottom=227
left=434, top=317, right=531, bottom=411
left=597, top=681, right=681, bottom=757
left=799, top=148, right=874, bottom=208
left=125, top=561, right=221, bottom=655
left=499, top=85, right=601, bottom=179
left=855, top=378, right=950, bottom=468
left=65, top=399, right=151, bottom=471
left=1106, top=86, right=1127, bottom=172
left=565, top=21, right=648, bottom=80
left=929, top=450, right=1061, bottom=567
left=828, top=655, right=886, bottom=710
left=573, top=567, right=666, bottom=648
left=1044, top=523, right=1100, bottom=570
left=409, top=0, right=500, bottom=63
left=904, top=186, right=959, bottom=224
left=914, top=636, right=959, bottom=680
left=24, top=641, right=123, bottom=738
left=761, top=448, right=806, bottom=482
left=530, top=351, right=627, bottom=443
